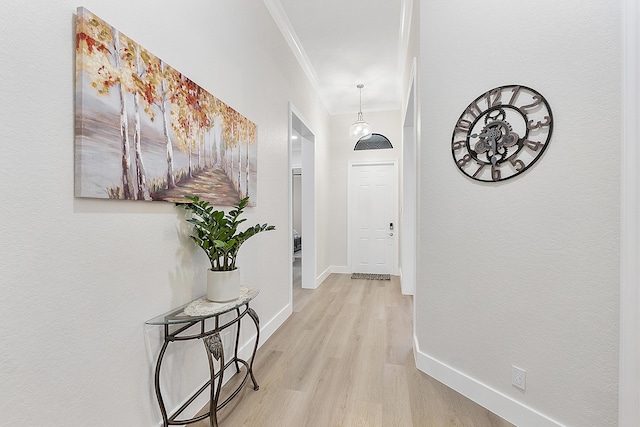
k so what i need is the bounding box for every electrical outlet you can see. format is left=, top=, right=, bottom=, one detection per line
left=512, top=366, right=526, bottom=390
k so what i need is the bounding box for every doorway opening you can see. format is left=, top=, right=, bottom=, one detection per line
left=289, top=105, right=317, bottom=306
left=292, top=167, right=302, bottom=288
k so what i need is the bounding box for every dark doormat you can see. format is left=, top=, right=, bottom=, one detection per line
left=351, top=273, right=391, bottom=280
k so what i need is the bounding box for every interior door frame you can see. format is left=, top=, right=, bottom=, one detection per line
left=401, top=58, right=418, bottom=295
left=620, top=0, right=640, bottom=424
left=347, top=160, right=399, bottom=275
left=288, top=103, right=317, bottom=298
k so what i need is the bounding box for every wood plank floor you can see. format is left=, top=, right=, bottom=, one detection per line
left=194, top=273, right=515, bottom=427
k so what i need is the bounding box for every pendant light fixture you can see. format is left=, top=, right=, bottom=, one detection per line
left=349, top=84, right=372, bottom=141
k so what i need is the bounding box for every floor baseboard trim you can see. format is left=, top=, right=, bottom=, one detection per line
left=316, top=266, right=332, bottom=285
left=234, top=302, right=291, bottom=363
left=413, top=335, right=566, bottom=427
left=330, top=265, right=351, bottom=274
left=258, top=302, right=292, bottom=349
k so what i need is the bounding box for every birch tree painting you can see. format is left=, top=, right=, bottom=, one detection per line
left=74, top=7, right=257, bottom=206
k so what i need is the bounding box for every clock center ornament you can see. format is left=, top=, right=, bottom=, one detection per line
left=451, top=85, right=553, bottom=182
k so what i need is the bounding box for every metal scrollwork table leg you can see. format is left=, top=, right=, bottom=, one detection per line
left=151, top=301, right=260, bottom=427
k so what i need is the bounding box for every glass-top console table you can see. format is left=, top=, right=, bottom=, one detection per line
left=146, top=286, right=260, bottom=427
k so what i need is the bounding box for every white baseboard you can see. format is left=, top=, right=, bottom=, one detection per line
left=257, top=302, right=292, bottom=350
left=413, top=335, right=566, bottom=427
left=315, top=265, right=352, bottom=286
left=330, top=265, right=350, bottom=274
left=316, top=266, right=332, bottom=286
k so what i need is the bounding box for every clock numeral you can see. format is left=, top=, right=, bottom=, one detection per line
left=519, top=95, right=543, bottom=115
left=464, top=102, right=482, bottom=119
left=509, top=156, right=525, bottom=171
left=483, top=88, right=502, bottom=109
left=508, top=86, right=522, bottom=105
left=473, top=163, right=486, bottom=178
left=457, top=154, right=472, bottom=168
left=523, top=139, right=544, bottom=151
left=452, top=140, right=466, bottom=151
left=490, top=88, right=502, bottom=108
left=491, top=165, right=501, bottom=181
left=455, top=118, right=472, bottom=132
left=527, top=116, right=552, bottom=130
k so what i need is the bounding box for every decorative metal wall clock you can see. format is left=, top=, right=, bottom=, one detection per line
left=451, top=85, right=553, bottom=182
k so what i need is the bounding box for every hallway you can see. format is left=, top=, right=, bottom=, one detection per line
left=197, top=275, right=514, bottom=426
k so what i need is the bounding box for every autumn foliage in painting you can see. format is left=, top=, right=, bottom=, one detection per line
left=75, top=7, right=257, bottom=206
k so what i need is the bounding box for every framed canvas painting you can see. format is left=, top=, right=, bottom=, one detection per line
left=75, top=7, right=257, bottom=206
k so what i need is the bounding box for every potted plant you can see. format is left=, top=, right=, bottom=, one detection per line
left=181, top=195, right=275, bottom=302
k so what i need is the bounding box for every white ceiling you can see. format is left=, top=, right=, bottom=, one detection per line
left=265, top=0, right=411, bottom=116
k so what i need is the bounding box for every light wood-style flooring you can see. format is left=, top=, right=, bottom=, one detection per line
left=195, top=273, right=514, bottom=427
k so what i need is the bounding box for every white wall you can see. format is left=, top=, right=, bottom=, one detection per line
left=0, top=1, right=330, bottom=425
left=415, top=1, right=620, bottom=426
left=328, top=111, right=401, bottom=272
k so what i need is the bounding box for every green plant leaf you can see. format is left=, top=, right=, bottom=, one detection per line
left=179, top=195, right=275, bottom=271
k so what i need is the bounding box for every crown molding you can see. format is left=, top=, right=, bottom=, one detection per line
left=263, top=0, right=331, bottom=113
left=397, top=0, right=413, bottom=98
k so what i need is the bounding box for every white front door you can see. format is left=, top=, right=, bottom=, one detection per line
left=349, top=162, right=398, bottom=275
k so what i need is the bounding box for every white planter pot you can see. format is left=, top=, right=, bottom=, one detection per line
left=207, top=269, right=241, bottom=302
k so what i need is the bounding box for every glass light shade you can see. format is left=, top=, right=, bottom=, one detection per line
left=349, top=113, right=372, bottom=141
